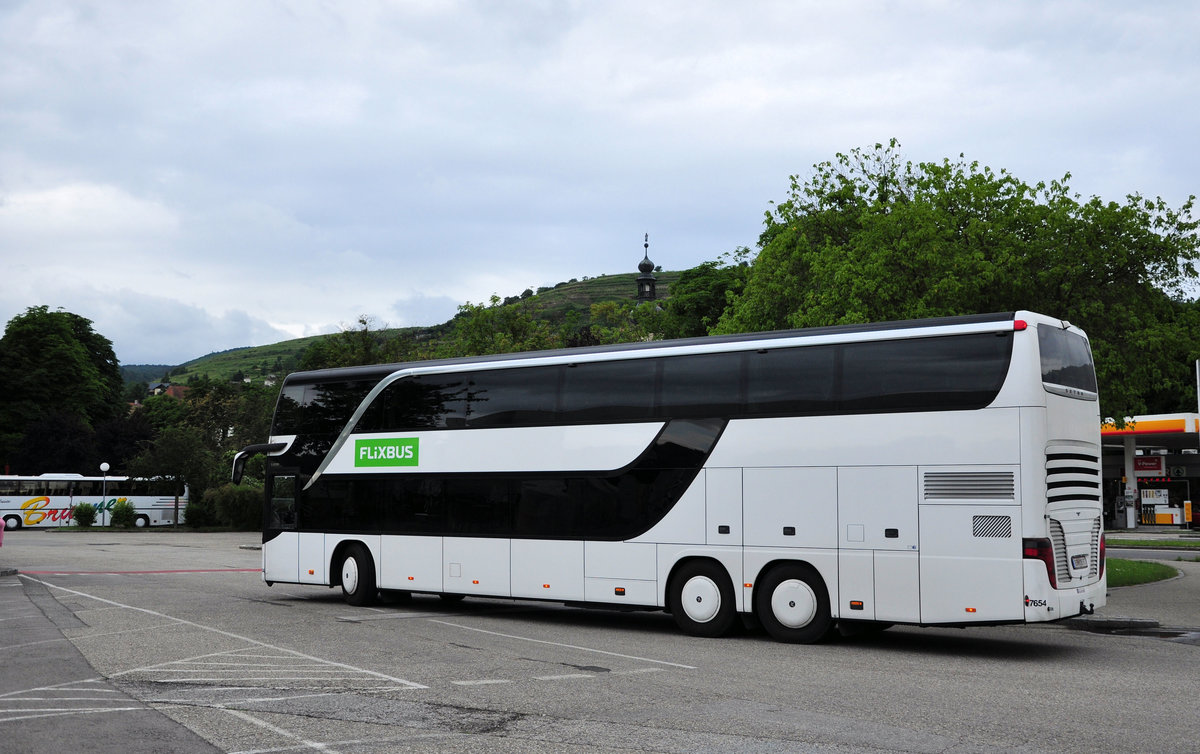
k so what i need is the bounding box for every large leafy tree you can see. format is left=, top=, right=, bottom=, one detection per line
left=125, top=425, right=214, bottom=524
left=715, top=141, right=1200, bottom=419
left=0, top=306, right=124, bottom=471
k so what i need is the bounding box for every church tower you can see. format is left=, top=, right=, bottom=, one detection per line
left=636, top=233, right=657, bottom=302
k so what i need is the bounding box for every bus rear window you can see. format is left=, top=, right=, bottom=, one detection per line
left=1037, top=326, right=1097, bottom=395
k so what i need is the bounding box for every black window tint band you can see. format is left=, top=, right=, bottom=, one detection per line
left=277, top=332, right=1013, bottom=444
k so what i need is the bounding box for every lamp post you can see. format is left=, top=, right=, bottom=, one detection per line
left=100, top=462, right=110, bottom=527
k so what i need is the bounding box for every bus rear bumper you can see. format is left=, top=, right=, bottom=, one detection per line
left=1023, top=561, right=1106, bottom=622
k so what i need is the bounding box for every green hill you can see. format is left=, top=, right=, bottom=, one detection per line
left=139, top=271, right=678, bottom=384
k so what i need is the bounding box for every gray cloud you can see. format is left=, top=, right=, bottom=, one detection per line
left=2, top=1, right=1197, bottom=365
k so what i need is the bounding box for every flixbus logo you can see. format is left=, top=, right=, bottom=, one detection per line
left=355, top=437, right=419, bottom=467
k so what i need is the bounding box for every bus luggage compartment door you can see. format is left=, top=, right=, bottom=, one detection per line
left=918, top=504, right=1022, bottom=623
left=837, top=467, right=920, bottom=623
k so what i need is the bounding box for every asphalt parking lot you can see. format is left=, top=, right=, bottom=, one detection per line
left=2, top=530, right=1198, bottom=753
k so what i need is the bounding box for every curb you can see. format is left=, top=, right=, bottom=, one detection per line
left=1065, top=615, right=1160, bottom=631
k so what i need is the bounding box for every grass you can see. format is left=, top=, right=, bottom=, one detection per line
left=1104, top=537, right=1200, bottom=549
left=1106, top=558, right=1178, bottom=587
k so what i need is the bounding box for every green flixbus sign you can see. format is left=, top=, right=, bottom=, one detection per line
left=354, top=437, right=420, bottom=467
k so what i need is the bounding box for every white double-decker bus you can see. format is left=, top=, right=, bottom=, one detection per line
left=0, top=473, right=187, bottom=529
left=234, top=311, right=1104, bottom=642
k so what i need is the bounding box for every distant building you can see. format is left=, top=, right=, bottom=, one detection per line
left=636, top=233, right=657, bottom=302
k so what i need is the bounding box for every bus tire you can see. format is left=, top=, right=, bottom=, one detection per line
left=3, top=515, right=20, bottom=531
left=670, top=560, right=737, bottom=638
left=339, top=544, right=378, bottom=607
left=134, top=515, right=150, bottom=528
left=755, top=563, right=833, bottom=644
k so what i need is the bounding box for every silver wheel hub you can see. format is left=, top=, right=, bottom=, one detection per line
left=680, top=575, right=722, bottom=624
left=771, top=578, right=818, bottom=628
left=342, top=557, right=359, bottom=594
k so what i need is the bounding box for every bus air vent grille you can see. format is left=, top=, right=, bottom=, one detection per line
left=1089, top=518, right=1101, bottom=578
left=972, top=515, right=1012, bottom=538
left=1045, top=448, right=1101, bottom=505
left=923, top=472, right=1015, bottom=500
left=1048, top=519, right=1071, bottom=583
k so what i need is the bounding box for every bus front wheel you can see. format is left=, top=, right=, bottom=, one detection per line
left=134, top=515, right=150, bottom=528
left=3, top=516, right=19, bottom=531
left=755, top=563, right=833, bottom=644
left=339, top=544, right=378, bottom=607
left=670, top=560, right=737, bottom=638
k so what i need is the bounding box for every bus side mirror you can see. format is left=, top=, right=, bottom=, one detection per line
left=231, top=443, right=287, bottom=484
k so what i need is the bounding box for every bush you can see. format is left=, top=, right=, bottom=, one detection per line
left=110, top=499, right=137, bottom=528
left=203, top=483, right=262, bottom=530
left=73, top=502, right=97, bottom=528
left=184, top=496, right=220, bottom=528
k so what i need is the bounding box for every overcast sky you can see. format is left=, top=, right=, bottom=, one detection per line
left=1, top=1, right=1197, bottom=366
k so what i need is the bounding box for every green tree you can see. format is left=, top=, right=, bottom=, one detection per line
left=139, top=393, right=190, bottom=432
left=298, top=315, right=418, bottom=370
left=126, top=426, right=215, bottom=524
left=660, top=259, right=749, bottom=338
left=716, top=141, right=1200, bottom=419
left=440, top=297, right=560, bottom=357
left=0, top=306, right=123, bottom=469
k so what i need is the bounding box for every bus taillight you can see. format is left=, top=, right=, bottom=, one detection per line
left=1099, top=534, right=1106, bottom=578
left=1022, top=538, right=1057, bottom=589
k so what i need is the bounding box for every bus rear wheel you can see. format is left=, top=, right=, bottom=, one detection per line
left=3, top=516, right=19, bottom=531
left=134, top=515, right=150, bottom=528
left=755, top=563, right=833, bottom=644
left=339, top=544, right=378, bottom=607
left=670, top=560, right=737, bottom=638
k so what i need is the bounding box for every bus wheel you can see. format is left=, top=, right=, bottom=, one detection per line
left=755, top=563, right=833, bottom=644
left=134, top=515, right=150, bottom=528
left=670, top=560, right=737, bottom=638
left=339, top=544, right=377, bottom=607
left=3, top=516, right=19, bottom=531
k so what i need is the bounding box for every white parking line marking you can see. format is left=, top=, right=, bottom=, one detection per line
left=0, top=707, right=145, bottom=722
left=20, top=576, right=427, bottom=689
left=450, top=679, right=512, bottom=686
left=533, top=673, right=593, bottom=681
left=428, top=619, right=697, bottom=669
left=221, top=708, right=343, bottom=754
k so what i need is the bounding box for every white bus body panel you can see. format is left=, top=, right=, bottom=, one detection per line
left=919, top=504, right=1024, bottom=622
left=263, top=531, right=299, bottom=584
left=584, top=541, right=657, bottom=605
left=380, top=535, right=443, bottom=592
left=324, top=423, right=663, bottom=475
left=630, top=472, right=706, bottom=544
left=444, top=537, right=509, bottom=597
left=708, top=410, right=1022, bottom=469
left=838, top=466, right=920, bottom=623
left=298, top=532, right=326, bottom=584
left=743, top=467, right=838, bottom=549
left=706, top=468, right=742, bottom=545
left=512, top=540, right=584, bottom=600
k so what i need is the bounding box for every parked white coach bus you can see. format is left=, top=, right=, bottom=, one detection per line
left=233, top=311, right=1104, bottom=643
left=0, top=474, right=187, bottom=529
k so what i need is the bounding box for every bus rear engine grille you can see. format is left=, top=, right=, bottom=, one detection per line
left=1045, top=447, right=1101, bottom=505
